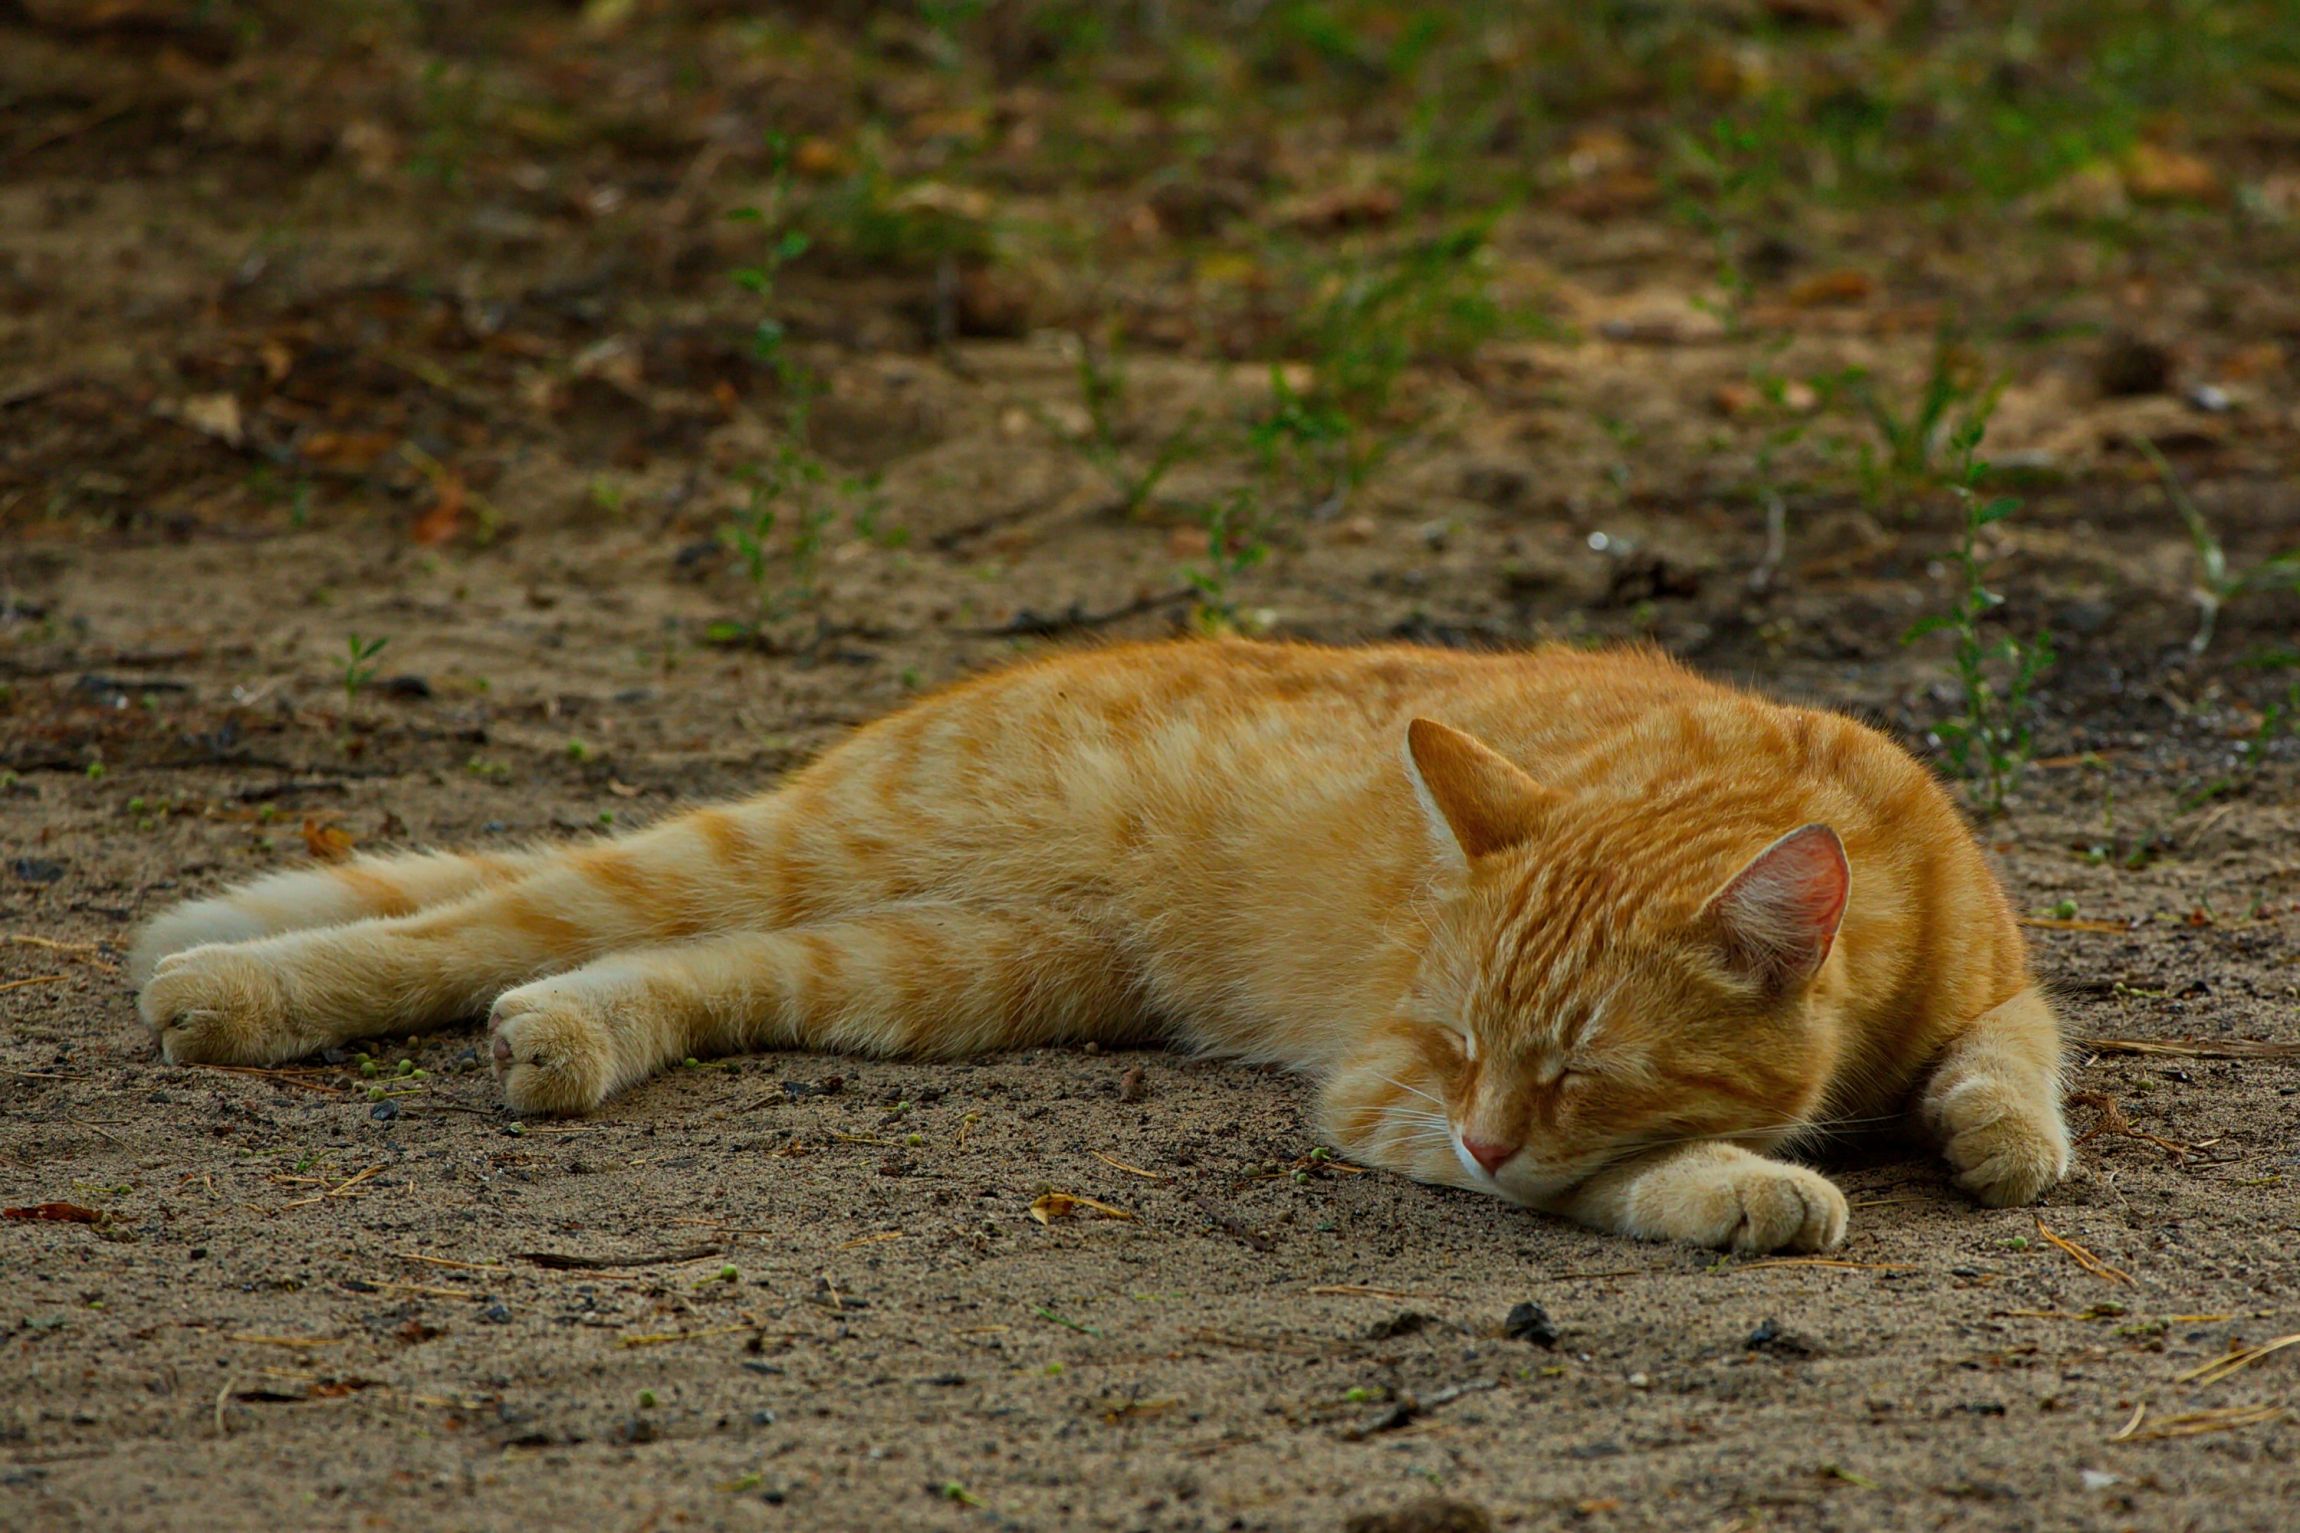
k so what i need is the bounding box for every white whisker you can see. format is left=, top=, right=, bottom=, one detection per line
left=1372, top=1073, right=1446, bottom=1108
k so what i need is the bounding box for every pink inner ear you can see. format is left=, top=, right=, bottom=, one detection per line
left=1709, top=824, right=1849, bottom=984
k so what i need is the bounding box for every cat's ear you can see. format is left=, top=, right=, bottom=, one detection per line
left=1700, top=824, right=1849, bottom=990
left=1404, top=719, right=1554, bottom=865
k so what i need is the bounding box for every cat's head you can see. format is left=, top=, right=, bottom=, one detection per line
left=1401, top=718, right=1850, bottom=1203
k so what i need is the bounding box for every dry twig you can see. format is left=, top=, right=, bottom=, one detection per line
left=2033, top=1215, right=2136, bottom=1286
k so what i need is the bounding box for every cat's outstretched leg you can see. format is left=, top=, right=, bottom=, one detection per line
left=128, top=847, right=551, bottom=986
left=137, top=806, right=803, bottom=1064
left=1920, top=985, right=2069, bottom=1206
left=484, top=905, right=1142, bottom=1113
left=1547, top=1142, right=1849, bottom=1254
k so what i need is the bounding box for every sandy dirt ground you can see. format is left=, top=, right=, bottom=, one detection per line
left=5, top=5, right=2300, bottom=1530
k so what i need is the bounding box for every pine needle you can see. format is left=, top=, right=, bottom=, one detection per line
left=2033, top=1215, right=2135, bottom=1286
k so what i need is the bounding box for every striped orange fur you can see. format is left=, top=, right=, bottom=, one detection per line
left=131, top=640, right=2069, bottom=1251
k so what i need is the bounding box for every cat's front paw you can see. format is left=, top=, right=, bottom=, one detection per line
left=1929, top=1076, right=2070, bottom=1207
left=137, top=946, right=297, bottom=1064
left=1638, top=1158, right=1849, bottom=1254
left=487, top=985, right=615, bottom=1116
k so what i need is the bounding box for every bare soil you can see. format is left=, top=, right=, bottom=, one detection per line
left=4, top=6, right=2299, bottom=1531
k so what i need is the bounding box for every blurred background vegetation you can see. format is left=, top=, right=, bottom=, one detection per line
left=4, top=0, right=2297, bottom=813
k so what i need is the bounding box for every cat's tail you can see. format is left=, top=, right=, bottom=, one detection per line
left=127, top=846, right=551, bottom=987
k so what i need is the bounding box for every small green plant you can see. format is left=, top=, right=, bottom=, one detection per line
left=1257, top=221, right=1500, bottom=503
left=2178, top=681, right=2299, bottom=811
left=1669, top=111, right=1792, bottom=336
left=727, top=138, right=814, bottom=401
left=1048, top=328, right=1199, bottom=515
left=409, top=58, right=482, bottom=189
left=1837, top=337, right=2004, bottom=508
left=1902, top=423, right=2054, bottom=815
left=341, top=634, right=388, bottom=706
left=1181, top=489, right=1270, bottom=634
left=2141, top=440, right=2300, bottom=654
left=1247, top=365, right=1351, bottom=503
left=707, top=445, right=890, bottom=647
left=719, top=143, right=902, bottom=650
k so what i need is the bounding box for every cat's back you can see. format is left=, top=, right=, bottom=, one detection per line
left=820, top=638, right=1955, bottom=859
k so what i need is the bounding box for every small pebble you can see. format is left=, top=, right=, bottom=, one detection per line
left=2095, top=332, right=2172, bottom=396
left=1503, top=1301, right=1559, bottom=1348
left=370, top=1100, right=400, bottom=1122
left=1342, top=1496, right=1493, bottom=1533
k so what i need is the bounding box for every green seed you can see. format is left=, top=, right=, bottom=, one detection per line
left=638, top=1389, right=657, bottom=1408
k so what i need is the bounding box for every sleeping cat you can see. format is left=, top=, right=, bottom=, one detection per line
left=131, top=640, right=2069, bottom=1253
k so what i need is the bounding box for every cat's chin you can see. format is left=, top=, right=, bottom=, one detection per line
left=1484, top=1167, right=1586, bottom=1207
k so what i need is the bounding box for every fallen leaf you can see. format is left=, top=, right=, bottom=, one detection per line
left=1786, top=269, right=1875, bottom=307
left=792, top=136, right=848, bottom=179
left=2122, top=143, right=2222, bottom=204
left=410, top=473, right=466, bottom=546
left=1029, top=1191, right=1135, bottom=1225
left=4, top=1202, right=102, bottom=1223
left=1272, top=185, right=1400, bottom=231
left=301, top=819, right=357, bottom=862
left=299, top=431, right=398, bottom=472
left=1552, top=172, right=1661, bottom=218
left=163, top=391, right=245, bottom=447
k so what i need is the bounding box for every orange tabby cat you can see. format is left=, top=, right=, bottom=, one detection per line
left=132, top=640, right=2069, bottom=1252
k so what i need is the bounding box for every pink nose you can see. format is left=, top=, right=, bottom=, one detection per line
left=1462, top=1136, right=1519, bottom=1175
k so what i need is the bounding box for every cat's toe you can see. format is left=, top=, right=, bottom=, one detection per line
left=488, top=989, right=613, bottom=1116
left=1932, top=1078, right=2070, bottom=1207
left=1725, top=1164, right=1848, bottom=1254
left=137, top=946, right=295, bottom=1064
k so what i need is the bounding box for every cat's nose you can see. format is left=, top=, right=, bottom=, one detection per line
left=1462, top=1135, right=1520, bottom=1175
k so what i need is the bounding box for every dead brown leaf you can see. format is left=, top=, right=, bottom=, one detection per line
left=1028, top=1191, right=1135, bottom=1224
left=1273, top=185, right=1400, bottom=232
left=299, top=431, right=398, bottom=472
left=300, top=818, right=357, bottom=862
left=410, top=473, right=466, bottom=546
left=2122, top=143, right=2223, bottom=204
left=1786, top=269, right=1876, bottom=307
left=5, top=1202, right=103, bottom=1223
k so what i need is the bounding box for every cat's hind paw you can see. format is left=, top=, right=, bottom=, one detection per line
left=137, top=946, right=297, bottom=1065
left=487, top=986, right=616, bottom=1116
left=1929, top=1076, right=2070, bottom=1207
left=1636, top=1157, right=1849, bottom=1254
